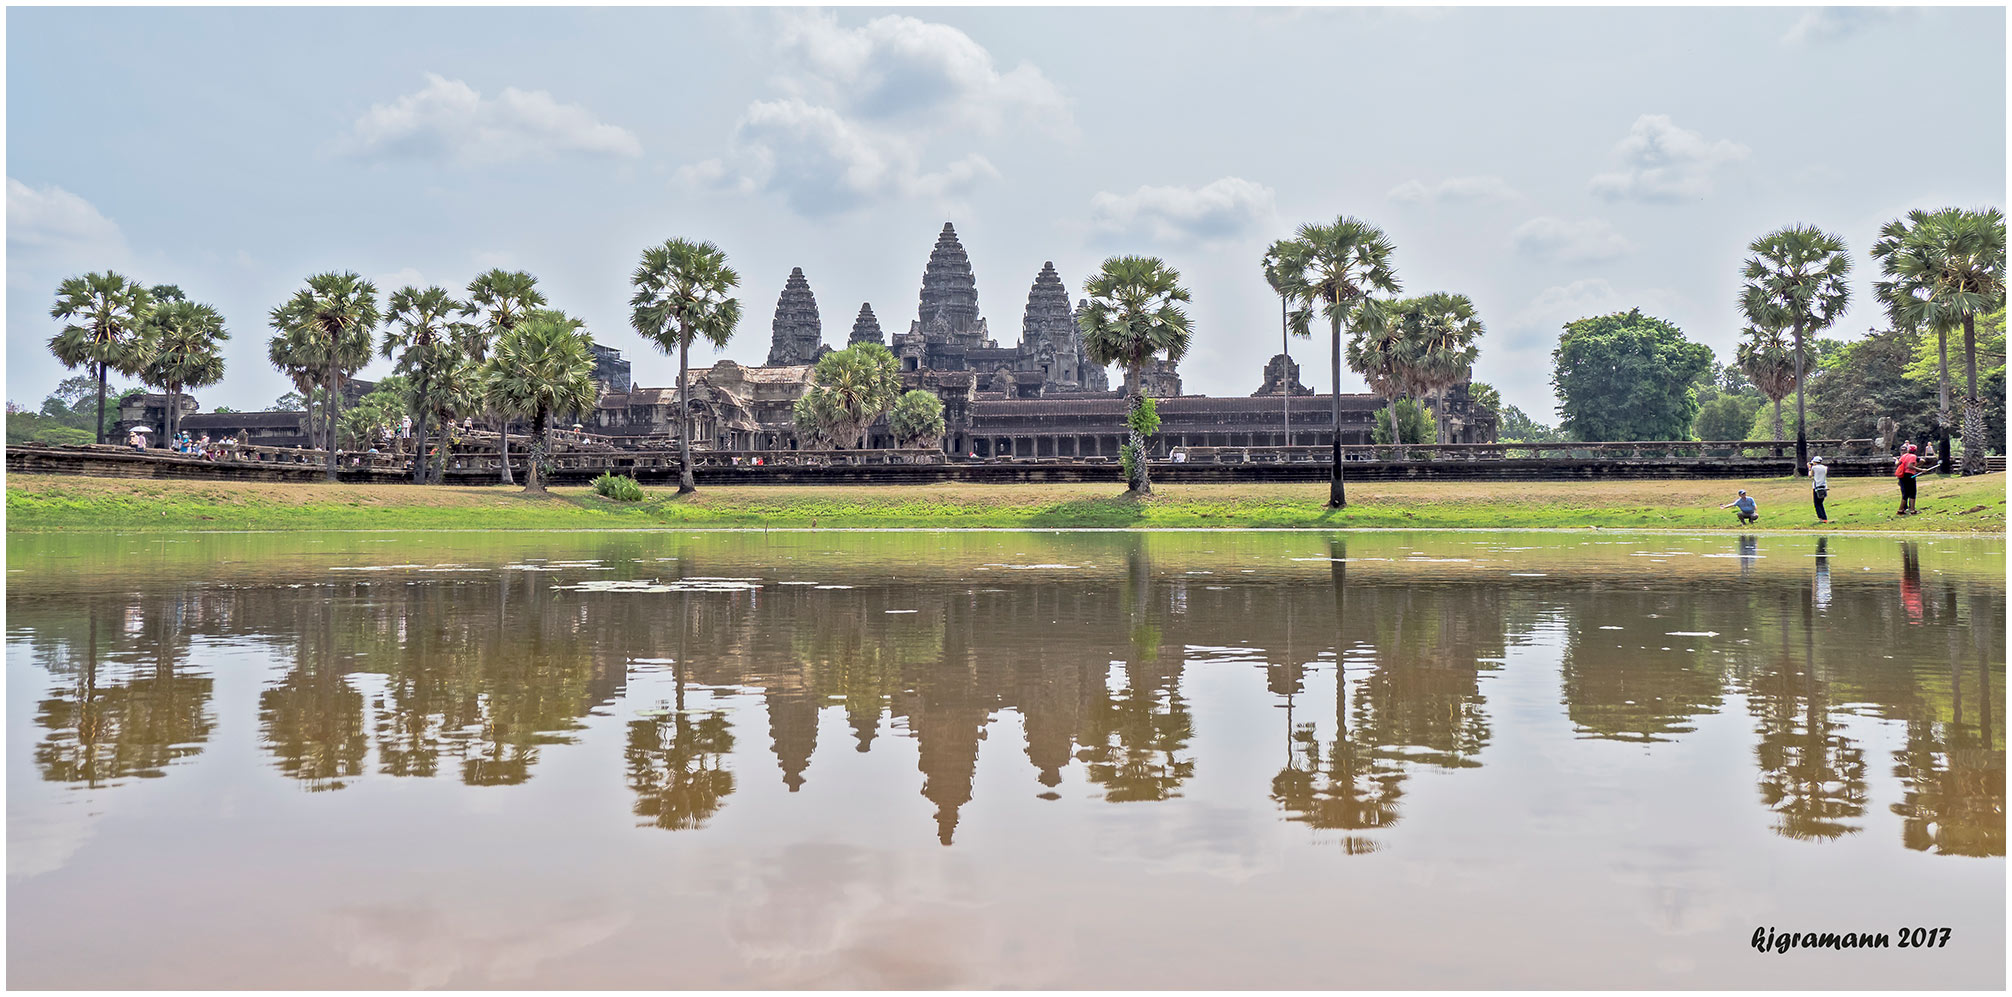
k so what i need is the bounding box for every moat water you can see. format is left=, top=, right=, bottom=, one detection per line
left=5, top=529, right=2004, bottom=988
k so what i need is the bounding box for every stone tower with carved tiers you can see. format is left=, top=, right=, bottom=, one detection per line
left=766, top=268, right=824, bottom=366
left=910, top=223, right=988, bottom=347
left=848, top=303, right=883, bottom=346
left=1019, top=262, right=1079, bottom=388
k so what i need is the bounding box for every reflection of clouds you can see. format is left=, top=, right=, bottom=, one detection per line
left=1090, top=802, right=1273, bottom=883
left=7, top=796, right=102, bottom=881
left=327, top=901, right=628, bottom=988
left=723, top=843, right=1015, bottom=988
left=1606, top=846, right=1758, bottom=937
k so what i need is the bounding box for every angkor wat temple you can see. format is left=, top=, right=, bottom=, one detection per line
left=589, top=221, right=1495, bottom=456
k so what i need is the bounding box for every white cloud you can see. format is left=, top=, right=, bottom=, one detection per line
left=684, top=98, right=999, bottom=217
left=373, top=268, right=429, bottom=293
left=1587, top=114, right=1748, bottom=203
left=681, top=12, right=1064, bottom=216
left=7, top=178, right=130, bottom=271
left=775, top=11, right=1070, bottom=134
left=1510, top=279, right=1684, bottom=336
left=342, top=73, right=642, bottom=165
left=1387, top=175, right=1520, bottom=205
left=1511, top=216, right=1633, bottom=264
left=1087, top=177, right=1276, bottom=245
left=1782, top=6, right=1913, bottom=44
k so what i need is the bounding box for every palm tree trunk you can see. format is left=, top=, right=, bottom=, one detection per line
left=1281, top=294, right=1291, bottom=449
left=325, top=357, right=340, bottom=482
left=412, top=412, right=429, bottom=484
left=1792, top=316, right=1807, bottom=476
left=95, top=363, right=108, bottom=444
left=1937, top=326, right=1953, bottom=474
left=1772, top=396, right=1784, bottom=442
left=1131, top=389, right=1152, bottom=495
left=498, top=410, right=514, bottom=484
left=1328, top=312, right=1345, bottom=509
left=1386, top=395, right=1402, bottom=454
left=168, top=385, right=180, bottom=443
left=525, top=406, right=546, bottom=494
left=1962, top=312, right=1983, bottom=475
left=677, top=330, right=696, bottom=494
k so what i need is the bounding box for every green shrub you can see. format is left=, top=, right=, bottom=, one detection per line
left=592, top=473, right=644, bottom=502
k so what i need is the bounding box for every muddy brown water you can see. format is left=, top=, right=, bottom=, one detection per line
left=6, top=530, right=2004, bottom=988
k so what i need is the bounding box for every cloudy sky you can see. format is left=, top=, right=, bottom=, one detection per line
left=7, top=6, right=2004, bottom=420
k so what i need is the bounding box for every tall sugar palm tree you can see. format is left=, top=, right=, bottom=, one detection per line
left=269, top=272, right=380, bottom=481
left=138, top=299, right=230, bottom=444
left=1735, top=325, right=1798, bottom=442
left=479, top=310, right=598, bottom=495
left=465, top=269, right=547, bottom=484
left=1260, top=240, right=1311, bottom=447
left=1079, top=255, right=1193, bottom=495
left=267, top=323, right=325, bottom=453
left=1273, top=217, right=1402, bottom=508
left=629, top=239, right=742, bottom=495
left=1873, top=207, right=2007, bottom=475
left=1396, top=292, right=1484, bottom=445
left=48, top=272, right=154, bottom=443
left=1344, top=301, right=1409, bottom=449
left=1739, top=225, right=1851, bottom=475
left=383, top=285, right=467, bottom=484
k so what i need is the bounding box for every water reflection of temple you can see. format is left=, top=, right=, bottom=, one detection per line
left=8, top=535, right=2002, bottom=857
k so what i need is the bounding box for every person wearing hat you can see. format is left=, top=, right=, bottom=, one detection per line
left=1720, top=488, right=1760, bottom=524
left=1808, top=455, right=1830, bottom=524
left=1893, top=442, right=1937, bottom=515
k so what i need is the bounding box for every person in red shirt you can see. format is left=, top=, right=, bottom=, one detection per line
left=1893, top=443, right=1938, bottom=515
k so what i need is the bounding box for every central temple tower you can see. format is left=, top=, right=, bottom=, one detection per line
left=910, top=222, right=989, bottom=348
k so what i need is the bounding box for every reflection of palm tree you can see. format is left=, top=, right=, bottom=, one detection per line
left=259, top=662, right=367, bottom=793
left=627, top=671, right=736, bottom=830
left=1749, top=612, right=1868, bottom=841
left=1078, top=538, right=1195, bottom=803
left=1890, top=651, right=2006, bottom=857
left=34, top=599, right=215, bottom=787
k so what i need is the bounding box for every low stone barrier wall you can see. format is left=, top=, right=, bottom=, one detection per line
left=10, top=444, right=1929, bottom=487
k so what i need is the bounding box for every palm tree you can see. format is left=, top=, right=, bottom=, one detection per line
left=1079, top=255, right=1193, bottom=495
left=1396, top=292, right=1485, bottom=445
left=629, top=239, right=742, bottom=495
left=465, top=270, right=547, bottom=484
left=269, top=273, right=380, bottom=481
left=804, top=343, right=902, bottom=449
left=1735, top=325, right=1798, bottom=443
left=1345, top=301, right=1411, bottom=450
left=138, top=299, right=229, bottom=444
left=48, top=272, right=154, bottom=443
left=1739, top=225, right=1851, bottom=475
left=1873, top=207, right=2008, bottom=475
left=267, top=324, right=326, bottom=455
left=479, top=310, right=598, bottom=495
left=383, top=285, right=467, bottom=484
left=1272, top=217, right=1402, bottom=508
left=1260, top=241, right=1312, bottom=448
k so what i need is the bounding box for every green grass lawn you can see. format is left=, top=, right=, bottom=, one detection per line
left=7, top=472, right=2005, bottom=533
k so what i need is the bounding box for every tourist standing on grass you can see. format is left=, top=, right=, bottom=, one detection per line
left=1720, top=489, right=1760, bottom=524
left=1809, top=455, right=1830, bottom=523
left=1894, top=443, right=1936, bottom=515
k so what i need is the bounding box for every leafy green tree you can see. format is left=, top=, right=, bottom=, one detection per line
left=1080, top=255, right=1194, bottom=495
left=480, top=311, right=598, bottom=495
left=1694, top=393, right=1762, bottom=442
left=1551, top=309, right=1713, bottom=441
left=338, top=376, right=409, bottom=451
left=1735, top=325, right=1798, bottom=440
left=272, top=391, right=305, bottom=412
left=1260, top=241, right=1312, bottom=446
left=1272, top=217, right=1402, bottom=507
left=889, top=388, right=946, bottom=449
left=1740, top=225, right=1852, bottom=473
left=1371, top=397, right=1432, bottom=445
left=383, top=285, right=470, bottom=484
left=48, top=272, right=154, bottom=443
left=269, top=272, right=380, bottom=481
left=1806, top=327, right=1941, bottom=445
left=1496, top=403, right=1563, bottom=444
left=1873, top=207, right=2007, bottom=473
left=464, top=270, right=547, bottom=485
left=137, top=298, right=229, bottom=444
left=801, top=342, right=902, bottom=449
left=629, top=239, right=742, bottom=494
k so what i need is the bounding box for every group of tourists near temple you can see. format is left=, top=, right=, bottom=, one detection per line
left=1720, top=447, right=1943, bottom=524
